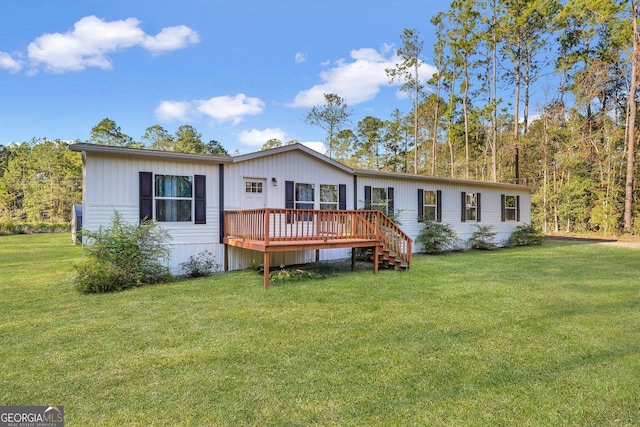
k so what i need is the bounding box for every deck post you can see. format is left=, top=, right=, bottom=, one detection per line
left=264, top=209, right=270, bottom=245
left=351, top=248, right=356, bottom=271
left=373, top=245, right=379, bottom=274
left=224, top=244, right=228, bottom=271
left=263, top=252, right=270, bottom=289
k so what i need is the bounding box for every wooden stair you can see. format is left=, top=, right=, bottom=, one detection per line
left=365, top=247, right=409, bottom=270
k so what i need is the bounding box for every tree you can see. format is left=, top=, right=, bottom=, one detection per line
left=260, top=139, right=297, bottom=151
left=386, top=28, right=424, bottom=173
left=334, top=129, right=358, bottom=164
left=206, top=140, right=230, bottom=156
left=0, top=139, right=81, bottom=223
left=625, top=0, right=639, bottom=231
left=142, top=125, right=174, bottom=151
left=261, top=139, right=283, bottom=150
left=304, top=93, right=351, bottom=158
left=173, top=125, right=206, bottom=154
left=384, top=109, right=409, bottom=172
left=356, top=116, right=385, bottom=169
left=502, top=0, right=561, bottom=183
left=430, top=13, right=448, bottom=176
left=447, top=1, right=482, bottom=179
left=90, top=118, right=136, bottom=147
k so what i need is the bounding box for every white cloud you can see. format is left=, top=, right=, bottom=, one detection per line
left=0, top=52, right=22, bottom=73
left=195, top=94, right=265, bottom=124
left=295, top=52, right=307, bottom=64
left=26, top=15, right=199, bottom=73
left=237, top=128, right=286, bottom=147
left=142, top=25, right=200, bottom=54
left=155, top=101, right=193, bottom=122
left=302, top=141, right=326, bottom=154
left=155, top=94, right=265, bottom=125
left=289, top=47, right=437, bottom=108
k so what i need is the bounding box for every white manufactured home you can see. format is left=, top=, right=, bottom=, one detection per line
left=71, top=143, right=534, bottom=286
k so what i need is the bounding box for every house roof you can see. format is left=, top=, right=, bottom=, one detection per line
left=354, top=168, right=536, bottom=192
left=232, top=143, right=354, bottom=174
left=70, top=142, right=535, bottom=192
left=69, top=142, right=233, bottom=163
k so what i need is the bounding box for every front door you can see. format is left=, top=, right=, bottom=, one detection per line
left=243, top=178, right=266, bottom=209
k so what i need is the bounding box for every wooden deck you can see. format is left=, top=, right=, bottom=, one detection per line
left=223, top=208, right=412, bottom=288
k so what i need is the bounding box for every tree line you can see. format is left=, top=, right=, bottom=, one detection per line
left=0, top=120, right=230, bottom=224
left=301, top=0, right=640, bottom=235
left=2, top=0, right=639, bottom=236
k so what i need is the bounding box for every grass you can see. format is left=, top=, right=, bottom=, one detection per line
left=1, top=233, right=639, bottom=426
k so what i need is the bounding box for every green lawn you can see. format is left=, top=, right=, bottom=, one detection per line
left=1, top=234, right=638, bottom=426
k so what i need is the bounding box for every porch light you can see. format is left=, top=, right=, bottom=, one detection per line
left=272, top=177, right=278, bottom=186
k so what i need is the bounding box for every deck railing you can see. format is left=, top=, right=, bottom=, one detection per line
left=224, top=208, right=412, bottom=267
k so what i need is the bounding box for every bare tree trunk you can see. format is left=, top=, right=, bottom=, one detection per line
left=624, top=0, right=639, bottom=232
left=413, top=60, right=419, bottom=174
left=463, top=74, right=471, bottom=179
left=553, top=166, right=559, bottom=233
left=431, top=79, right=441, bottom=176
left=491, top=13, right=498, bottom=183
left=514, top=58, right=521, bottom=184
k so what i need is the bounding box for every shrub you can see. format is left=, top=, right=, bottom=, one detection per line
left=0, top=221, right=70, bottom=235
left=181, top=250, right=221, bottom=277
left=468, top=224, right=497, bottom=250
left=415, top=219, right=458, bottom=254
left=74, top=211, right=172, bottom=293
left=506, top=224, right=544, bottom=247
left=269, top=266, right=320, bottom=284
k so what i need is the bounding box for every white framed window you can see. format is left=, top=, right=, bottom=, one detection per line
left=245, top=181, right=263, bottom=193
left=422, top=190, right=437, bottom=221
left=372, top=187, right=388, bottom=214
left=503, top=195, right=518, bottom=221
left=320, top=184, right=338, bottom=210
left=465, top=192, right=477, bottom=221
left=155, top=175, right=192, bottom=222
left=295, top=183, right=314, bottom=209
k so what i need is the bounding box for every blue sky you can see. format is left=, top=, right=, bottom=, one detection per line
left=0, top=1, right=448, bottom=154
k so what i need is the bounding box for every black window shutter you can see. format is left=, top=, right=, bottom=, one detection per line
left=387, top=187, right=394, bottom=214
left=139, top=172, right=153, bottom=222
left=285, top=181, right=294, bottom=224
left=516, top=195, right=521, bottom=222
left=461, top=191, right=466, bottom=222
left=219, top=164, right=224, bottom=243
left=436, top=190, right=442, bottom=222
left=194, top=174, right=206, bottom=224
left=476, top=193, right=482, bottom=222
left=417, top=189, right=424, bottom=221
left=338, top=184, right=347, bottom=210
left=285, top=181, right=294, bottom=209
left=501, top=194, right=506, bottom=222
left=364, top=186, right=372, bottom=209
left=353, top=175, right=358, bottom=210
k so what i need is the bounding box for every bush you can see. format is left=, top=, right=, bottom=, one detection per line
left=506, top=224, right=544, bottom=247
left=415, top=219, right=458, bottom=254
left=269, top=266, right=320, bottom=284
left=181, top=250, right=221, bottom=277
left=74, top=211, right=172, bottom=293
left=0, top=221, right=70, bottom=235
left=468, top=224, right=497, bottom=250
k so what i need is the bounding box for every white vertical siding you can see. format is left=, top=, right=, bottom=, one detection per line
left=225, top=151, right=355, bottom=269
left=226, top=151, right=354, bottom=210
left=357, top=175, right=532, bottom=251
left=83, top=153, right=223, bottom=274
left=80, top=145, right=533, bottom=275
